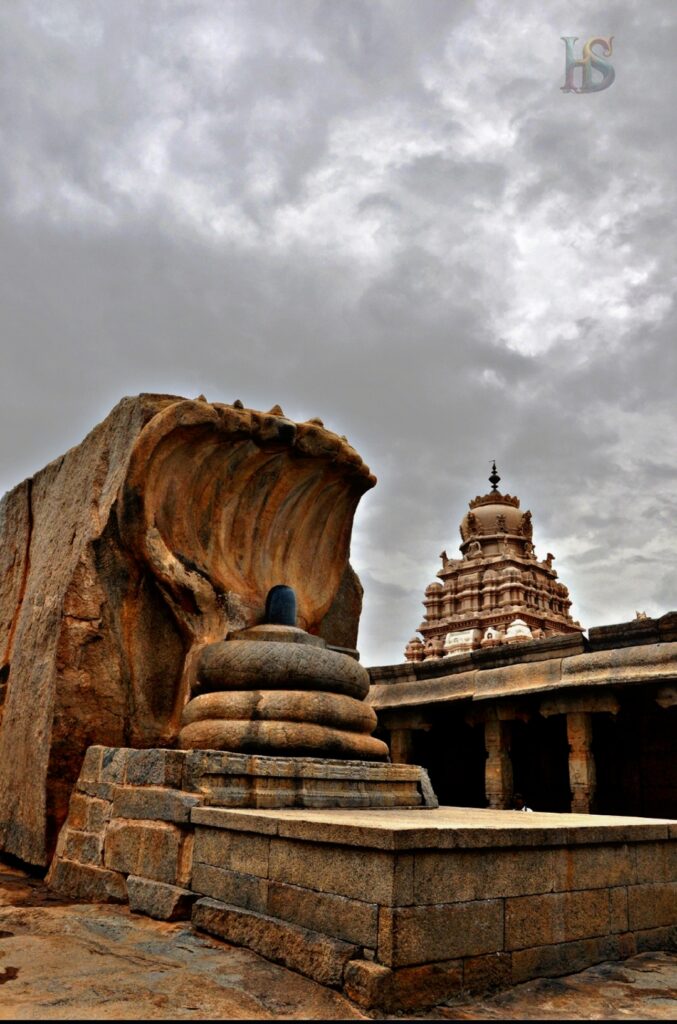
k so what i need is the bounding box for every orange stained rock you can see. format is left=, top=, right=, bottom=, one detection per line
left=0, top=395, right=376, bottom=866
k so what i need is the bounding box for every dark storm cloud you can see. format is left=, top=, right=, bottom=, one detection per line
left=1, top=0, right=675, bottom=663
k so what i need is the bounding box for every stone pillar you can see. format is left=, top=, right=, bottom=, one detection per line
left=484, top=719, right=513, bottom=809
left=389, top=728, right=414, bottom=765
left=567, top=711, right=596, bottom=813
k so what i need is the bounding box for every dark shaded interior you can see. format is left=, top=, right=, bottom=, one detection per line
left=594, top=699, right=677, bottom=818
left=409, top=707, right=487, bottom=808
left=510, top=715, right=571, bottom=812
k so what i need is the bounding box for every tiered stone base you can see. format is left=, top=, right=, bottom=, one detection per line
left=178, top=628, right=390, bottom=761
left=47, top=746, right=677, bottom=1012
left=187, top=806, right=677, bottom=1010
left=46, top=745, right=435, bottom=913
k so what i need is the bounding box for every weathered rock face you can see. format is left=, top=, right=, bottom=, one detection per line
left=0, top=395, right=375, bottom=866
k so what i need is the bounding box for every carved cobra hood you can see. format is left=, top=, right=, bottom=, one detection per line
left=117, top=398, right=376, bottom=644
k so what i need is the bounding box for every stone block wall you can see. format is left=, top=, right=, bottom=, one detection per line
left=47, top=747, right=200, bottom=916
left=47, top=744, right=434, bottom=921
left=47, top=745, right=677, bottom=1013
left=186, top=807, right=677, bottom=1010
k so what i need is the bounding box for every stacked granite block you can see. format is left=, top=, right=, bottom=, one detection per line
left=47, top=744, right=434, bottom=923
left=47, top=745, right=676, bottom=1012
left=47, top=747, right=200, bottom=919
left=187, top=806, right=677, bottom=1011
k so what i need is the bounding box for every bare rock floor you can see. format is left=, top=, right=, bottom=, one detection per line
left=1, top=858, right=675, bottom=1020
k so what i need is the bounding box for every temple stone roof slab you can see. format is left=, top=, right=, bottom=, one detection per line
left=368, top=634, right=677, bottom=711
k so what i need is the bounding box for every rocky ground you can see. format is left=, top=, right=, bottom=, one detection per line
left=1, top=857, right=675, bottom=1020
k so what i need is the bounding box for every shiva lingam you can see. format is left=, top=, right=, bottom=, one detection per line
left=178, top=585, right=389, bottom=761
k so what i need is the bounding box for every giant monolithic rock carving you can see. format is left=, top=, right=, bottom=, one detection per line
left=0, top=394, right=388, bottom=866
left=2, top=394, right=675, bottom=1016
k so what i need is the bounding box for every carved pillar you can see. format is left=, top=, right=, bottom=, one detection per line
left=567, top=711, right=596, bottom=813
left=390, top=728, right=414, bottom=765
left=484, top=718, right=513, bottom=809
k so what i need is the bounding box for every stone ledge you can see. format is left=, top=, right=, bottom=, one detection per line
left=185, top=749, right=424, bottom=783
left=189, top=806, right=674, bottom=850
left=588, top=612, right=677, bottom=651
left=111, top=785, right=202, bottom=823
left=46, top=858, right=127, bottom=903
left=80, top=747, right=187, bottom=789
left=192, top=897, right=361, bottom=988
left=368, top=633, right=586, bottom=686
left=369, top=614, right=677, bottom=691
left=368, top=674, right=476, bottom=711
left=183, top=752, right=437, bottom=810
left=561, top=644, right=677, bottom=688
left=126, top=875, right=198, bottom=921
left=368, top=636, right=677, bottom=709
left=474, top=657, right=562, bottom=701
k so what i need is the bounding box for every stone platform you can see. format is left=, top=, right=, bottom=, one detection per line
left=188, top=805, right=677, bottom=1010
left=47, top=748, right=677, bottom=1012
left=47, top=745, right=435, bottom=908
left=3, top=860, right=676, bottom=1018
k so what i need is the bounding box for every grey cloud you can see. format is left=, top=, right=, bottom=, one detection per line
left=1, top=0, right=676, bottom=665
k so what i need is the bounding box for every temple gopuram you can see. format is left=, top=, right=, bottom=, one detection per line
left=405, top=464, right=582, bottom=662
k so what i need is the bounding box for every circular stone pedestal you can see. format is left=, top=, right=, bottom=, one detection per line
left=178, top=625, right=389, bottom=761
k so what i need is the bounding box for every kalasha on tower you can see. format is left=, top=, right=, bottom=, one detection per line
left=404, top=464, right=582, bottom=661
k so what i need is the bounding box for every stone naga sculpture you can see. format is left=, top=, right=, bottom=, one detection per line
left=0, top=395, right=382, bottom=866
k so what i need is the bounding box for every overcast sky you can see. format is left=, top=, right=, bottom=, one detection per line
left=1, top=0, right=675, bottom=665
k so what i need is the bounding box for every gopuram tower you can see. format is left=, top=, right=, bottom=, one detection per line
left=405, top=464, right=582, bottom=661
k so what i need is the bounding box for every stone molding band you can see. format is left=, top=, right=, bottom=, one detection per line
left=180, top=690, right=378, bottom=733
left=194, top=641, right=371, bottom=700
left=177, top=720, right=388, bottom=760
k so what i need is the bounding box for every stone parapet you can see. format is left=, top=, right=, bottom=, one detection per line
left=588, top=612, right=677, bottom=651
left=370, top=631, right=587, bottom=686
left=371, top=614, right=677, bottom=704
